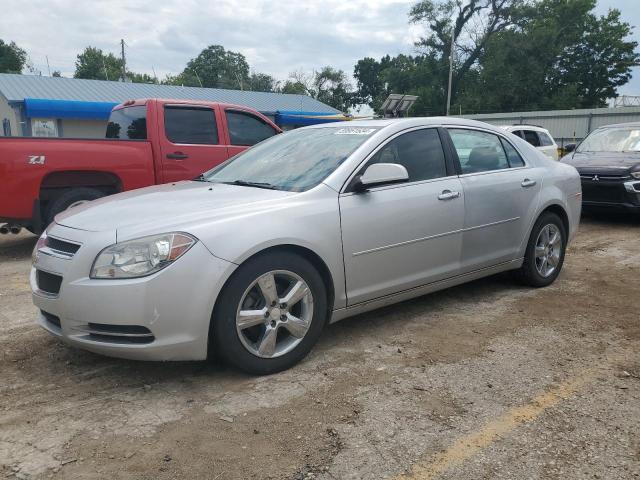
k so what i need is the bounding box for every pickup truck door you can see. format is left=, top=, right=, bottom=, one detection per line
left=157, top=104, right=230, bottom=183
left=222, top=108, right=281, bottom=157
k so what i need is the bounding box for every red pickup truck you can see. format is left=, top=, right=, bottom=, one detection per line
left=0, top=98, right=281, bottom=233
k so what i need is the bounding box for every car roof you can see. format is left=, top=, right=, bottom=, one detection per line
left=501, top=125, right=550, bottom=133
left=596, top=121, right=640, bottom=129
left=303, top=116, right=508, bottom=134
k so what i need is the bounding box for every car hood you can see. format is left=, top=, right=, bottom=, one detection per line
left=55, top=181, right=297, bottom=235
left=562, top=151, right=640, bottom=172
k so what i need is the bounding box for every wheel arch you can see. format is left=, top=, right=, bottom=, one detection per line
left=39, top=170, right=123, bottom=199
left=539, top=203, right=570, bottom=237
left=213, top=243, right=336, bottom=323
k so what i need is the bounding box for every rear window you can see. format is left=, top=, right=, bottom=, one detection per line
left=538, top=132, right=554, bottom=146
left=106, top=106, right=147, bottom=139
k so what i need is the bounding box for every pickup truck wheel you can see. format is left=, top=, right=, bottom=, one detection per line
left=211, top=251, right=327, bottom=375
left=45, top=188, right=105, bottom=226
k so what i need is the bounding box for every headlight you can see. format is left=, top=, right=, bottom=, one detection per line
left=32, top=230, right=48, bottom=264
left=91, top=233, right=196, bottom=279
left=631, top=171, right=640, bottom=179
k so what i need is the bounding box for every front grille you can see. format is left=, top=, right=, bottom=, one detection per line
left=84, top=323, right=155, bottom=344
left=41, top=310, right=61, bottom=329
left=579, top=174, right=629, bottom=181
left=45, top=236, right=81, bottom=256
left=582, top=182, right=628, bottom=204
left=36, top=270, right=63, bottom=295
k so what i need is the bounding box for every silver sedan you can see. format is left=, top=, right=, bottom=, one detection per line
left=31, top=118, right=582, bottom=374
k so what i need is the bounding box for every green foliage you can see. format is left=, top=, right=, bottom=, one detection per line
left=74, top=47, right=123, bottom=81
left=248, top=72, right=279, bottom=92
left=0, top=39, right=27, bottom=73
left=355, top=0, right=640, bottom=115
left=165, top=45, right=250, bottom=89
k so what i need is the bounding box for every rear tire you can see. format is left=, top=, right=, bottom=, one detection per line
left=44, top=187, right=105, bottom=227
left=211, top=251, right=327, bottom=375
left=515, top=212, right=567, bottom=287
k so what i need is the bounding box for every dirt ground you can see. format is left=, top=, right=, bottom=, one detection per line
left=1, top=214, right=639, bottom=480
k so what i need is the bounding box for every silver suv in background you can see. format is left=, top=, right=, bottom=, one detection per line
left=502, top=125, right=559, bottom=160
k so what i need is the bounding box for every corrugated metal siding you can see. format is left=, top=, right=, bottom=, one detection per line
left=459, top=106, right=640, bottom=143
left=0, top=73, right=340, bottom=114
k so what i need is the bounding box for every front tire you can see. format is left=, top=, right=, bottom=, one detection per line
left=516, top=212, right=567, bottom=287
left=211, top=251, right=328, bottom=375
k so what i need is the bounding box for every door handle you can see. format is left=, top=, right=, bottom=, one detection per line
left=166, top=152, right=189, bottom=160
left=438, top=190, right=460, bottom=201
left=521, top=179, right=537, bottom=188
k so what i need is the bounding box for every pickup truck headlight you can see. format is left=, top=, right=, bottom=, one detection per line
left=91, top=233, right=196, bottom=279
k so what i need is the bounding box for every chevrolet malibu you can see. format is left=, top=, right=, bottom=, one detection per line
left=31, top=118, right=582, bottom=374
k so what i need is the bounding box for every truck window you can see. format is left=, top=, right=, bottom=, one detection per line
left=106, top=106, right=147, bottom=139
left=226, top=110, right=277, bottom=146
left=164, top=106, right=218, bottom=145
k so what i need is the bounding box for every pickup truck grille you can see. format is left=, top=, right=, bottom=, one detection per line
left=36, top=270, right=63, bottom=295
left=45, top=236, right=81, bottom=256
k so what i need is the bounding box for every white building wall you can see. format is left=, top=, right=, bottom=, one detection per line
left=0, top=94, right=20, bottom=136
left=61, top=119, right=107, bottom=138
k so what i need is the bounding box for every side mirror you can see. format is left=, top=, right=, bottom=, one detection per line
left=353, top=163, right=409, bottom=192
left=564, top=143, right=577, bottom=153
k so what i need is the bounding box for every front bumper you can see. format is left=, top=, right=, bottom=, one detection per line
left=31, top=223, right=237, bottom=361
left=580, top=176, right=640, bottom=211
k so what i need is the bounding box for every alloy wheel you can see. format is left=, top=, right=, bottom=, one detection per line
left=535, top=224, right=562, bottom=278
left=235, top=270, right=314, bottom=358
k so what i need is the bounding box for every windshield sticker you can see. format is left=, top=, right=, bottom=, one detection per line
left=334, top=127, right=377, bottom=135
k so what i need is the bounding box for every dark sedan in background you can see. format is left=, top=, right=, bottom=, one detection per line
left=562, top=122, right=640, bottom=213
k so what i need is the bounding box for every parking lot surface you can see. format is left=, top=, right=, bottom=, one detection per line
left=1, top=215, right=639, bottom=480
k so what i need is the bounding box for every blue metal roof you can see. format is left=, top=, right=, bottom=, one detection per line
left=0, top=73, right=340, bottom=114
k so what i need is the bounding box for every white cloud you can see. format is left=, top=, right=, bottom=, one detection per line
left=0, top=0, right=421, bottom=83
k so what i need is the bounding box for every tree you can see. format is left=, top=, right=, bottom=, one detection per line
left=52, top=70, right=62, bottom=77
left=0, top=39, right=27, bottom=73
left=278, top=67, right=354, bottom=111
left=473, top=0, right=639, bottom=111
left=127, top=71, right=156, bottom=84
left=409, top=0, right=524, bottom=107
left=247, top=72, right=279, bottom=92
left=553, top=8, right=640, bottom=107
left=168, top=45, right=250, bottom=89
left=74, top=47, right=123, bottom=81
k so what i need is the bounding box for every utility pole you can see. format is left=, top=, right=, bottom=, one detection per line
left=120, top=39, right=127, bottom=82
left=446, top=27, right=455, bottom=116
left=45, top=56, right=51, bottom=76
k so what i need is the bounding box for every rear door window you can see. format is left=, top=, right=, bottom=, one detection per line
left=106, top=106, right=147, bottom=139
left=448, top=129, right=510, bottom=174
left=522, top=130, right=541, bottom=147
left=225, top=110, right=278, bottom=146
left=164, top=106, right=218, bottom=144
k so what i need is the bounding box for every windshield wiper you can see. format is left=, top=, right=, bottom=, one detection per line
left=226, top=180, right=279, bottom=190
left=193, top=173, right=209, bottom=182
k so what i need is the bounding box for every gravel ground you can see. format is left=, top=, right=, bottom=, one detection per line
left=1, top=213, right=638, bottom=480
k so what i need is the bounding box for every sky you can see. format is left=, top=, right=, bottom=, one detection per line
left=0, top=0, right=638, bottom=95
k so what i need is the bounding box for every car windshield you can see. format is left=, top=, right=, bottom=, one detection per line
left=577, top=127, right=640, bottom=153
left=203, top=126, right=379, bottom=191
